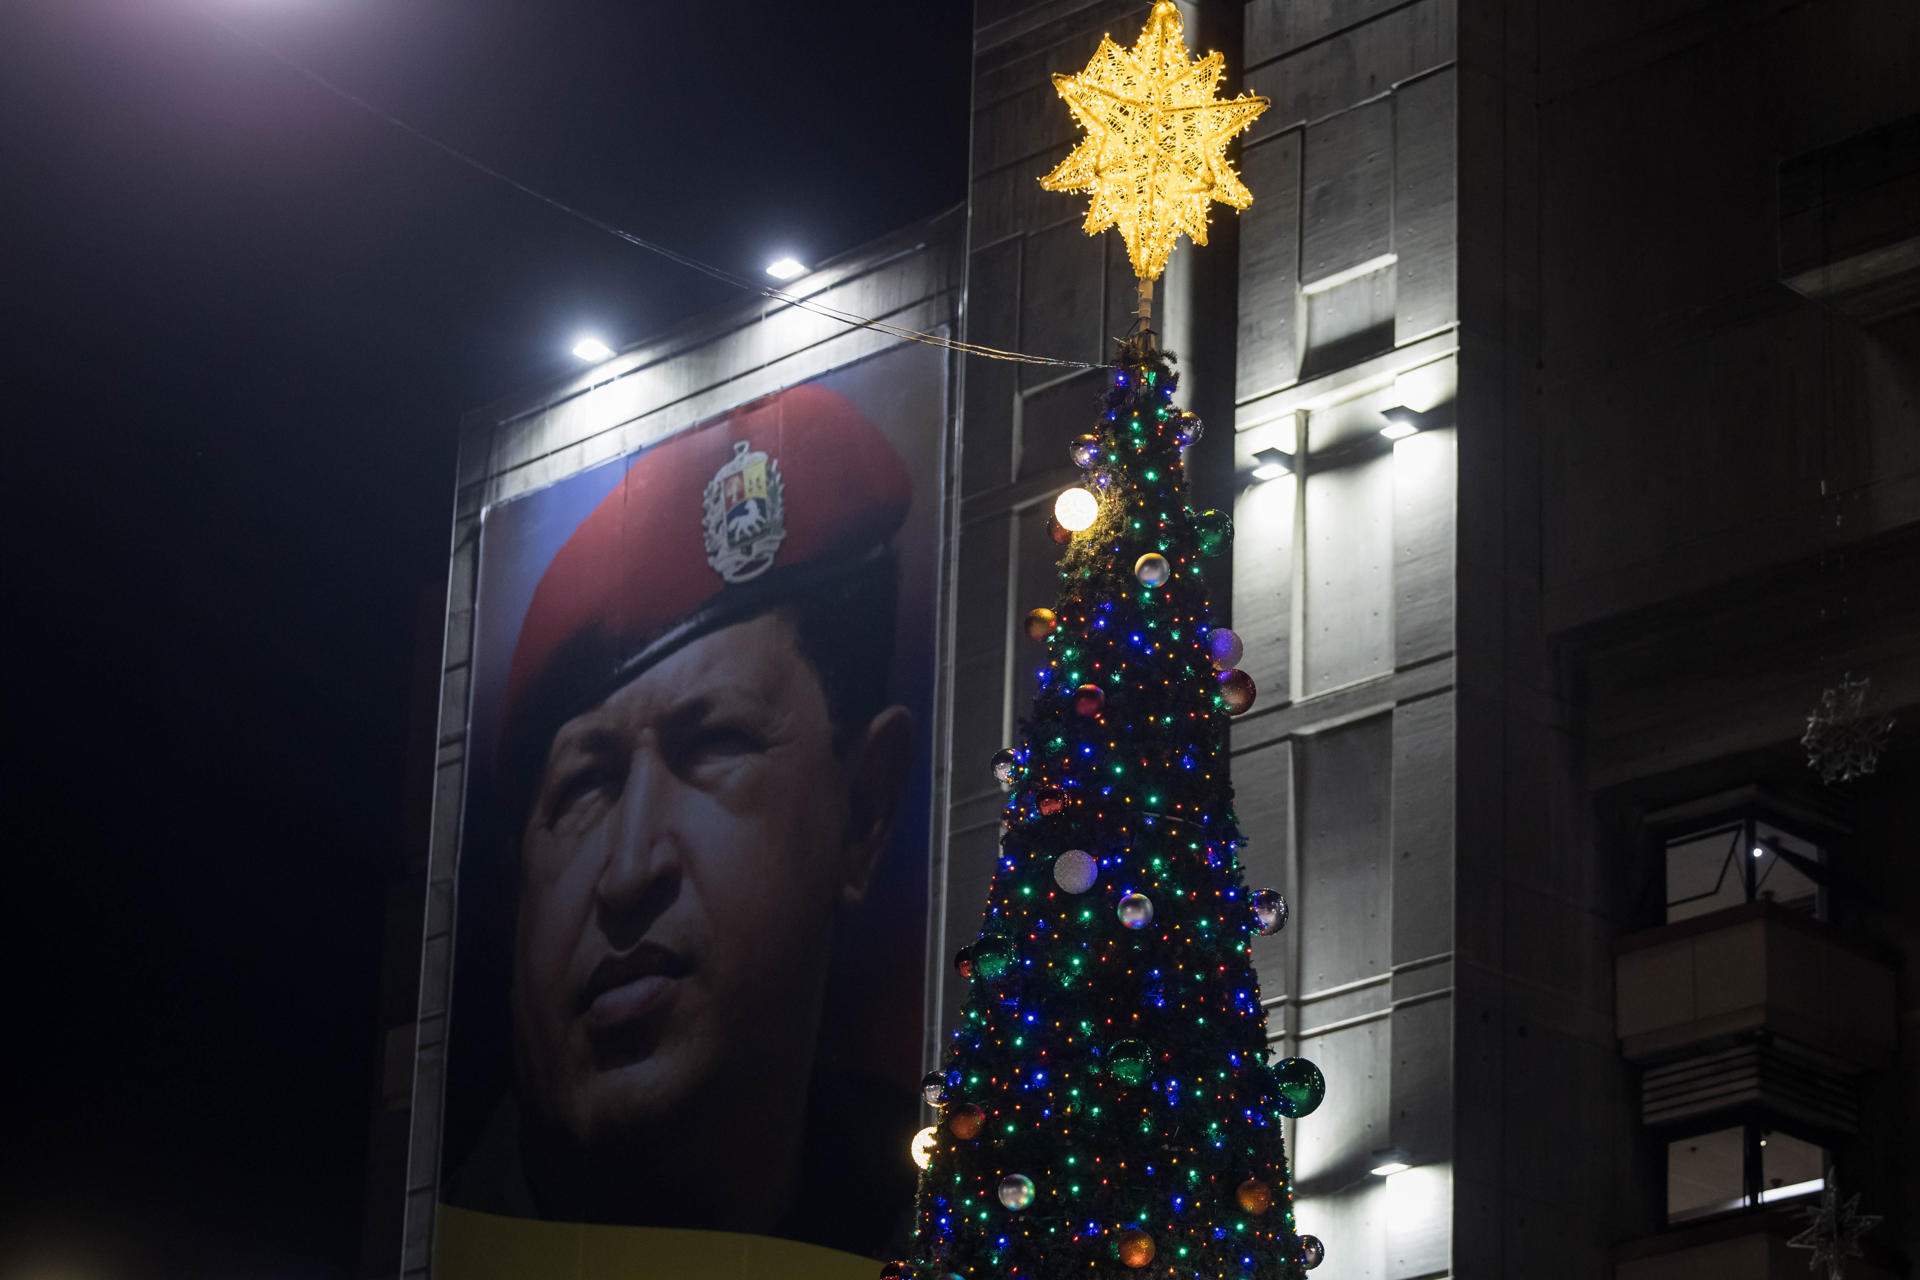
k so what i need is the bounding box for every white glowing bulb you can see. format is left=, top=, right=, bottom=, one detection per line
left=571, top=336, right=614, bottom=362
left=1054, top=486, right=1099, bottom=532
left=766, top=256, right=807, bottom=281
left=911, top=1125, right=939, bottom=1170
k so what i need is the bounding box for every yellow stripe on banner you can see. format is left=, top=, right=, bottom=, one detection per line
left=434, top=1204, right=882, bottom=1280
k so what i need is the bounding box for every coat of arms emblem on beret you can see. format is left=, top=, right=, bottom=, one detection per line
left=703, top=439, right=786, bottom=584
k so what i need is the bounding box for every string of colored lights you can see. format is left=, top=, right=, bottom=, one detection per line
left=891, top=340, right=1326, bottom=1280
left=204, top=15, right=1102, bottom=372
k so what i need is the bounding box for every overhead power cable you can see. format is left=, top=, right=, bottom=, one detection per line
left=207, top=15, right=1101, bottom=370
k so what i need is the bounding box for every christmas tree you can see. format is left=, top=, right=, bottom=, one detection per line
left=887, top=336, right=1326, bottom=1280
left=885, top=8, right=1326, bottom=1276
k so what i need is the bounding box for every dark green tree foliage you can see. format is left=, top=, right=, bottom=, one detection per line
left=898, top=339, right=1325, bottom=1280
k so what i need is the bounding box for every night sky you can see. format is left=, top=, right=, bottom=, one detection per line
left=0, top=1, right=970, bottom=1274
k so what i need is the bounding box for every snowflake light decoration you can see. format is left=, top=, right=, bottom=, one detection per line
left=1039, top=1, right=1269, bottom=283
left=1787, top=1176, right=1883, bottom=1280
left=1802, top=673, right=1894, bottom=784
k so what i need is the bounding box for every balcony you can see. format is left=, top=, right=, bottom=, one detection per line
left=1617, top=902, right=1896, bottom=1069
left=1617, top=1207, right=1901, bottom=1280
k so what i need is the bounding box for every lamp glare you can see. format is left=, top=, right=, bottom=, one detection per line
left=766, top=256, right=807, bottom=281
left=911, top=1126, right=940, bottom=1170
left=1379, top=421, right=1419, bottom=441
left=1055, top=486, right=1099, bottom=532
left=1370, top=1160, right=1412, bottom=1178
left=571, top=337, right=614, bottom=362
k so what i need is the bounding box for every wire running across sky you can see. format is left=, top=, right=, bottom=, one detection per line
left=207, top=15, right=1102, bottom=372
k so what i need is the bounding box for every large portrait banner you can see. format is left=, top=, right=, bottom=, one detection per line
left=437, top=341, right=948, bottom=1278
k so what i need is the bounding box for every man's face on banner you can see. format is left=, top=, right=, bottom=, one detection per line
left=508, top=610, right=904, bottom=1151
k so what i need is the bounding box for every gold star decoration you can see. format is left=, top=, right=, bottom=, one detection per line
left=1040, top=1, right=1269, bottom=284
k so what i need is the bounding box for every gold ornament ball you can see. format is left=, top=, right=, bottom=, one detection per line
left=947, top=1104, right=986, bottom=1141
left=1236, top=1177, right=1274, bottom=1215
left=1114, top=1228, right=1156, bottom=1269
left=1026, top=607, right=1059, bottom=641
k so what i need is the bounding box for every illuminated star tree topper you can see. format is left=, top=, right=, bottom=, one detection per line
left=1040, top=1, right=1269, bottom=310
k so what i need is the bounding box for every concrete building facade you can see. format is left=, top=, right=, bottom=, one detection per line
left=377, top=1, right=1920, bottom=1275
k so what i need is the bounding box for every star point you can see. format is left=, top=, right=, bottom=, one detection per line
left=1039, top=0, right=1270, bottom=281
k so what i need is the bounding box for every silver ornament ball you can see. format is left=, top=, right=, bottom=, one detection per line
left=1300, top=1235, right=1326, bottom=1269
left=1252, top=888, right=1289, bottom=936
left=1117, top=892, right=1155, bottom=929
left=1053, top=849, right=1099, bottom=894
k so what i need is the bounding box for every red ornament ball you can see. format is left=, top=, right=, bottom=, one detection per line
left=1025, top=607, right=1058, bottom=641
left=1036, top=786, right=1067, bottom=816
left=1236, top=1176, right=1274, bottom=1215
left=1046, top=515, right=1074, bottom=545
left=1074, top=683, right=1106, bottom=716
left=947, top=1104, right=986, bottom=1140
left=879, top=1264, right=912, bottom=1280
left=1114, top=1228, right=1156, bottom=1269
left=1219, top=668, right=1257, bottom=716
left=953, top=947, right=974, bottom=979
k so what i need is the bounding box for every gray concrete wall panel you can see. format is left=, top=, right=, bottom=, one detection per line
left=1247, top=0, right=1458, bottom=138
left=1235, top=736, right=1296, bottom=1014
left=1230, top=447, right=1297, bottom=703
left=1018, top=221, right=1106, bottom=390
left=1303, top=451, right=1395, bottom=695
left=1392, top=69, right=1458, bottom=344
left=1237, top=130, right=1305, bottom=401
left=1393, top=425, right=1457, bottom=669
left=1299, top=714, right=1393, bottom=992
left=1301, top=99, right=1395, bottom=288
left=1391, top=691, right=1455, bottom=964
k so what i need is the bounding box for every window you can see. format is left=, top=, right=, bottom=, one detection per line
left=1667, top=1124, right=1827, bottom=1223
left=1662, top=812, right=1827, bottom=924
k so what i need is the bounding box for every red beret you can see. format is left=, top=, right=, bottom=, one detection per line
left=500, top=382, right=912, bottom=756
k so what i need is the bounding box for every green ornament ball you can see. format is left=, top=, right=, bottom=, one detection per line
left=1107, top=1038, right=1152, bottom=1086
left=1273, top=1056, right=1326, bottom=1117
left=971, top=932, right=1015, bottom=981
left=1193, top=508, right=1233, bottom=557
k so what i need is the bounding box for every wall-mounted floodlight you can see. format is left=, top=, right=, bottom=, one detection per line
left=1251, top=447, right=1294, bottom=481
left=1379, top=405, right=1422, bottom=440
left=765, top=256, right=808, bottom=281
left=1369, top=1148, right=1413, bottom=1178
left=571, top=336, right=614, bottom=362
